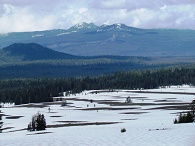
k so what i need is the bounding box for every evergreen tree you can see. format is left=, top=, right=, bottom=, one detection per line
left=173, top=118, right=178, bottom=124
left=186, top=111, right=194, bottom=123
left=191, top=100, right=195, bottom=115
left=174, top=112, right=194, bottom=124
left=0, top=110, right=3, bottom=133
left=27, top=113, right=46, bottom=131
left=36, top=114, right=46, bottom=131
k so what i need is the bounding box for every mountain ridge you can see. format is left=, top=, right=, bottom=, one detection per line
left=0, top=23, right=195, bottom=57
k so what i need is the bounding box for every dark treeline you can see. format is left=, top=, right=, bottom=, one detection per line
left=0, top=61, right=151, bottom=79
left=1, top=66, right=195, bottom=105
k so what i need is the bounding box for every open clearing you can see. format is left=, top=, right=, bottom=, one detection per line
left=0, top=85, right=194, bottom=146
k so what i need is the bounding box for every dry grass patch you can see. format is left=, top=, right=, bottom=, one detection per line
left=154, top=100, right=182, bottom=102
left=1, top=127, right=14, bottom=131
left=99, top=101, right=156, bottom=106
left=56, top=121, right=87, bottom=123
left=80, top=107, right=138, bottom=111
left=50, top=115, right=63, bottom=118
left=16, top=104, right=48, bottom=108
left=47, top=122, right=120, bottom=128
left=120, top=112, right=148, bottom=115
left=146, top=104, right=190, bottom=110
left=6, top=116, right=24, bottom=119
left=121, top=118, right=137, bottom=120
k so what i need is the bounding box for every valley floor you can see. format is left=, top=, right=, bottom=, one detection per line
left=0, top=85, right=195, bottom=146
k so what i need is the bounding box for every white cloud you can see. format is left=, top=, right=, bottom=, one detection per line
left=130, top=8, right=154, bottom=27
left=78, top=7, right=88, bottom=13
left=96, top=0, right=126, bottom=9
left=0, top=0, right=195, bottom=33
left=60, top=6, right=95, bottom=28
left=0, top=4, right=57, bottom=33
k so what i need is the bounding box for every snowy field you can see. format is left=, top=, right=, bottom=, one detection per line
left=0, top=85, right=195, bottom=146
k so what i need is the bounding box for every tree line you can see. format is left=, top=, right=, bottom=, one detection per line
left=1, top=66, right=195, bottom=105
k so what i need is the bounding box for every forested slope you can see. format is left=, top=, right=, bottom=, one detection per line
left=0, top=66, right=195, bottom=105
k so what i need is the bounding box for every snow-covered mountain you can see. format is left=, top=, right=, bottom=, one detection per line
left=0, top=23, right=195, bottom=56
left=98, top=23, right=138, bottom=32
left=68, top=22, right=98, bottom=32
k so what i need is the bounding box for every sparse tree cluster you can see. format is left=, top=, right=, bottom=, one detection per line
left=174, top=100, right=195, bottom=124
left=28, top=113, right=46, bottom=131
left=174, top=112, right=194, bottom=124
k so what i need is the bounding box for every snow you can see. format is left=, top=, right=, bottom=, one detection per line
left=75, top=23, right=84, bottom=29
left=32, top=34, right=44, bottom=38
left=57, top=32, right=71, bottom=36
left=0, top=85, right=194, bottom=146
left=74, top=22, right=93, bottom=29
left=115, top=23, right=122, bottom=29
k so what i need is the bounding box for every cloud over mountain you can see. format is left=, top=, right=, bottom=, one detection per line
left=0, top=0, right=195, bottom=33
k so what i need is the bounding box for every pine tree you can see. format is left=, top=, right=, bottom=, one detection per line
left=0, top=110, right=3, bottom=133
left=36, top=114, right=46, bottom=131
left=173, top=118, right=178, bottom=124
left=191, top=100, right=195, bottom=115
left=186, top=112, right=194, bottom=123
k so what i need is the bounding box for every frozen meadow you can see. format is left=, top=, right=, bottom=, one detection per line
left=0, top=85, right=195, bottom=146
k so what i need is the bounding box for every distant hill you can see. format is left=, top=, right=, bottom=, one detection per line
left=0, top=23, right=195, bottom=56
left=0, top=42, right=195, bottom=79
left=0, top=42, right=156, bottom=79
left=1, top=43, right=77, bottom=61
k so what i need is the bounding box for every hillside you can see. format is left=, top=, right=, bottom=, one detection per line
left=1, top=43, right=77, bottom=61
left=0, top=42, right=195, bottom=79
left=0, top=23, right=195, bottom=56
left=0, top=43, right=154, bottom=79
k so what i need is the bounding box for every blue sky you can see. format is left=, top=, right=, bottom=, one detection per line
left=0, top=0, right=195, bottom=33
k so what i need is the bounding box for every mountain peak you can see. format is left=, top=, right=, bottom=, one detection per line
left=114, top=23, right=122, bottom=27
left=68, top=22, right=98, bottom=31
left=97, top=23, right=135, bottom=32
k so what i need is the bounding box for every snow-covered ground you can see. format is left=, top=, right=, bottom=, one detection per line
left=0, top=85, right=195, bottom=146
